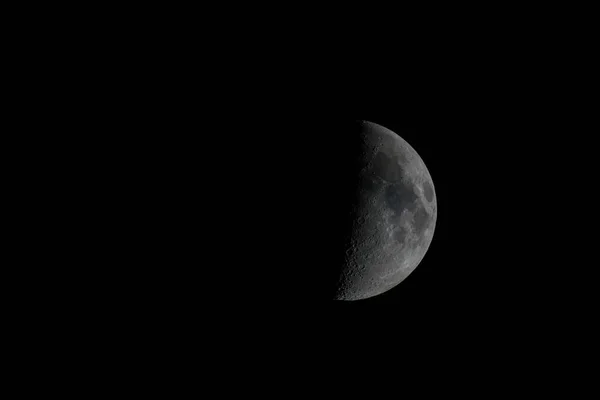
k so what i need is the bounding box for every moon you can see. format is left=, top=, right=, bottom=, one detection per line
left=333, top=121, right=437, bottom=301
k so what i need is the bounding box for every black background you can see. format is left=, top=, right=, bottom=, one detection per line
left=83, top=27, right=591, bottom=349
left=135, top=87, right=555, bottom=334
left=120, top=72, right=562, bottom=324
left=127, top=84, right=579, bottom=359
left=17, top=7, right=595, bottom=389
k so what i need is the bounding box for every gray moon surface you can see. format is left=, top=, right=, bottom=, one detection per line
left=334, top=121, right=437, bottom=301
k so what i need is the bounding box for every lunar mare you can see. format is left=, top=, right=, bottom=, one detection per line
left=334, top=121, right=437, bottom=301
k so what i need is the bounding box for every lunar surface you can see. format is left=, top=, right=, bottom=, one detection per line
left=334, top=121, right=437, bottom=301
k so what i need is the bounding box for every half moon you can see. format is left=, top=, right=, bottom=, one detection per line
left=334, top=121, right=437, bottom=301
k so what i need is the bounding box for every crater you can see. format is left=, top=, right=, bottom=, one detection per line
left=422, top=181, right=434, bottom=203
left=412, top=206, right=430, bottom=237
left=393, top=227, right=407, bottom=245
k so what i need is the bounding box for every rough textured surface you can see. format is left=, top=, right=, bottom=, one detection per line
left=334, top=121, right=437, bottom=301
